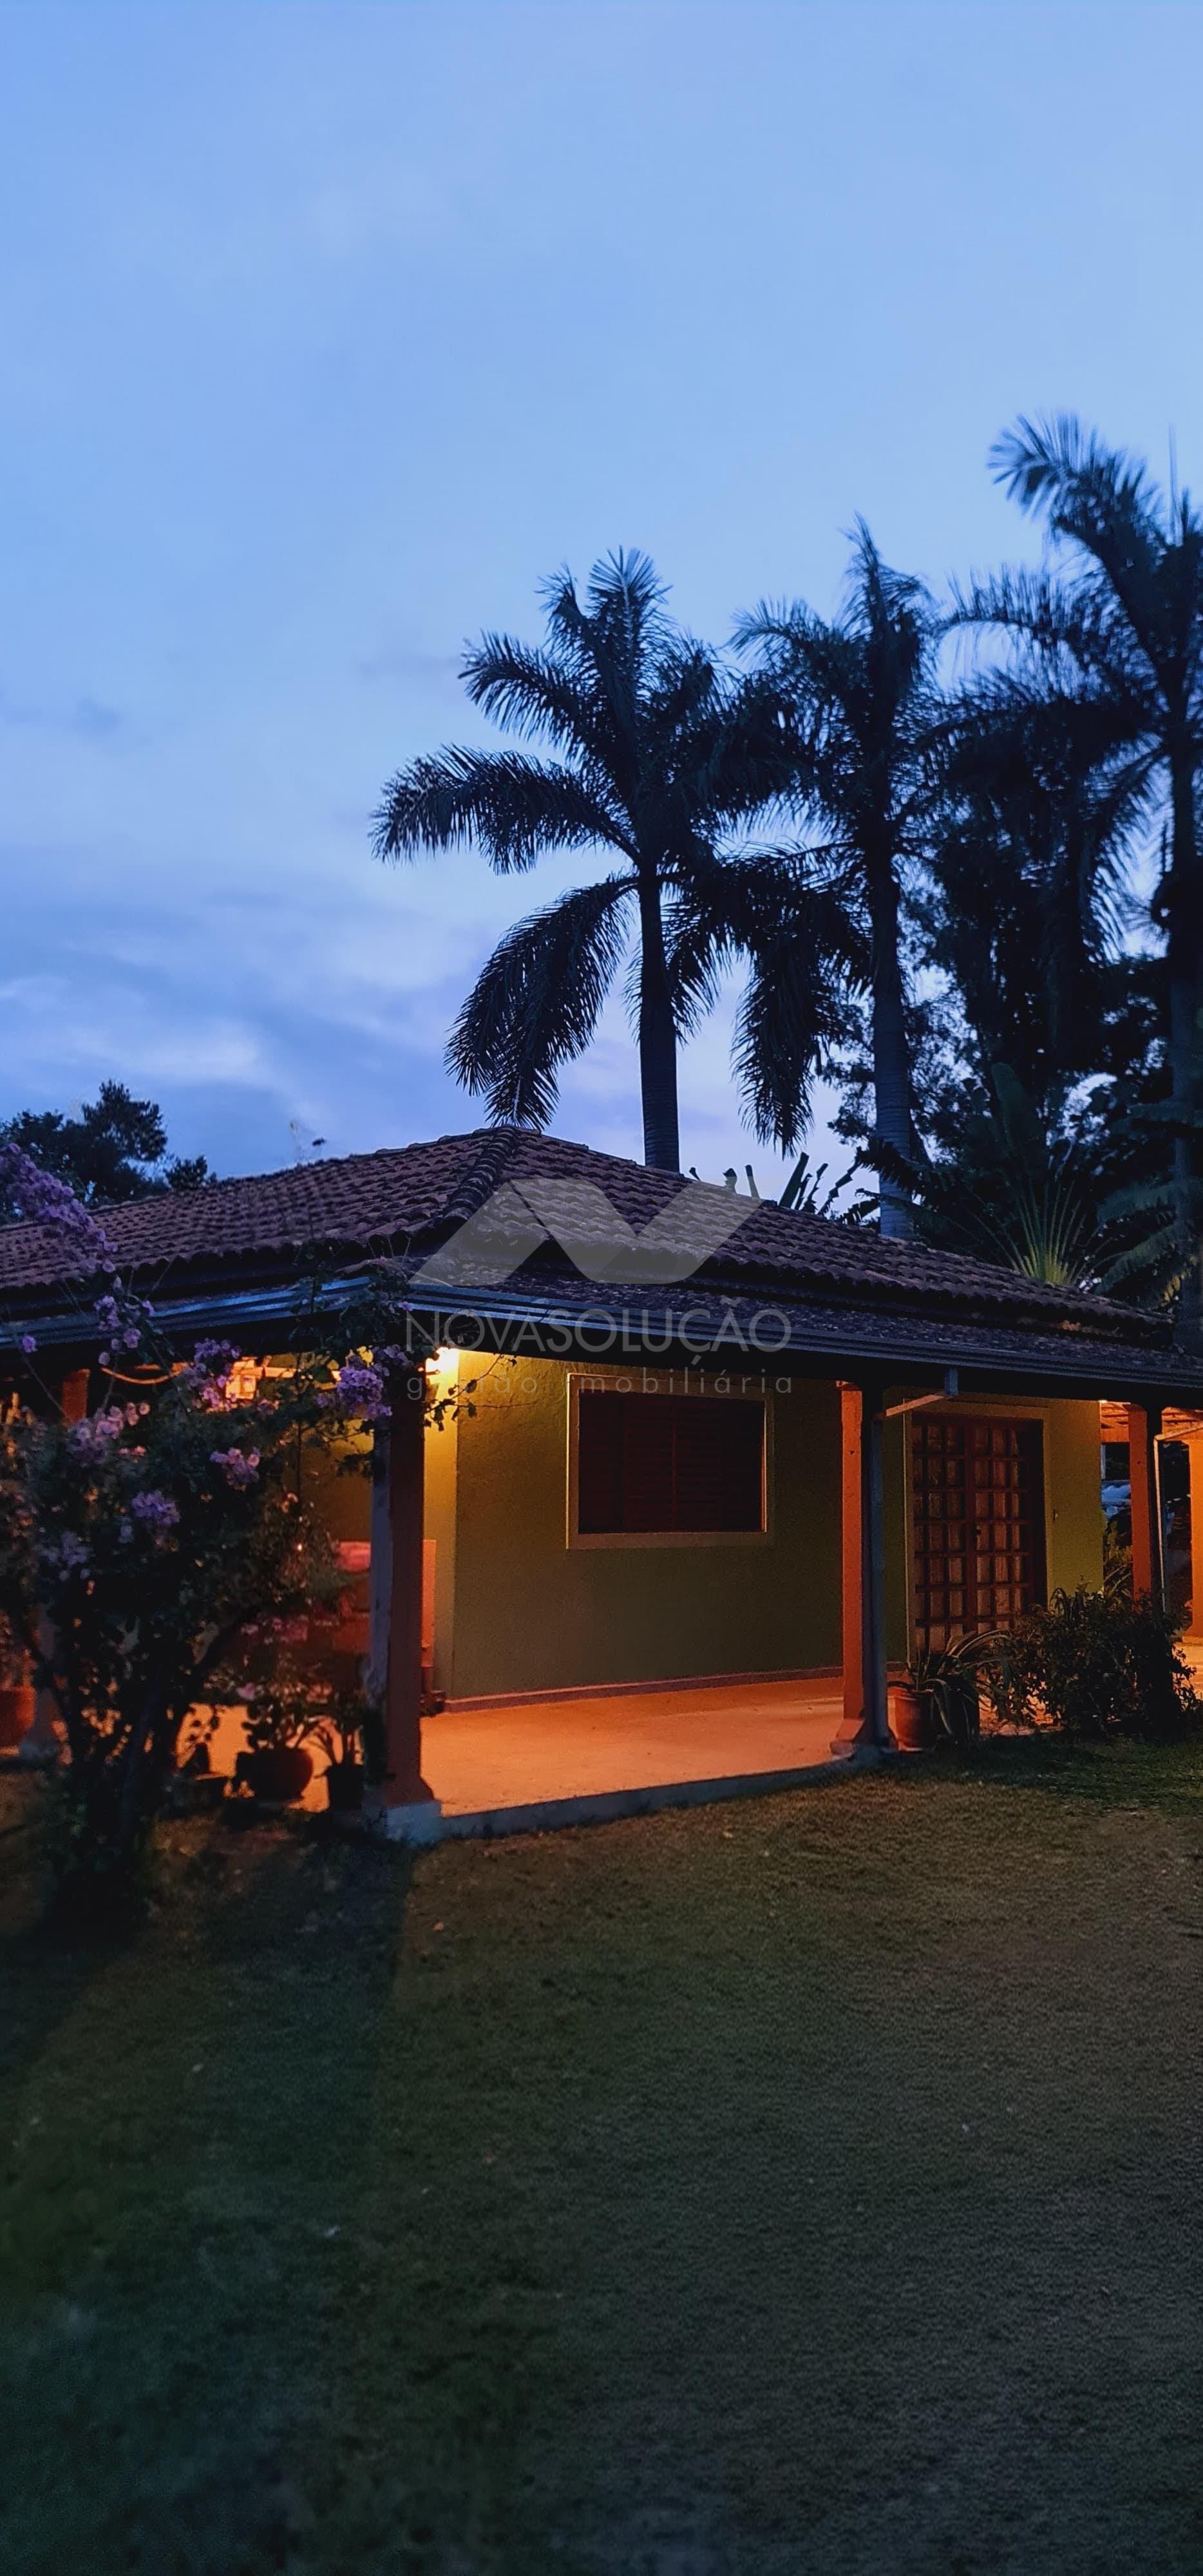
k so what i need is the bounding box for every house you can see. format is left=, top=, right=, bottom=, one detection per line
left=4, top=1125, right=1203, bottom=1838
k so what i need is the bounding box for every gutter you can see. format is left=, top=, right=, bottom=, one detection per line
left=4, top=1271, right=1199, bottom=1406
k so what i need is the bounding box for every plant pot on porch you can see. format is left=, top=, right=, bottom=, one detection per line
left=325, top=1759, right=364, bottom=1815
left=889, top=1683, right=937, bottom=1752
left=235, top=1745, right=314, bottom=1805
left=0, top=1681, right=35, bottom=1750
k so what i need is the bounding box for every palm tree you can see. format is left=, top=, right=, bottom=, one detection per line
left=374, top=550, right=853, bottom=1171
left=928, top=677, right=1144, bottom=1117
left=955, top=415, right=1203, bottom=1321
left=735, top=525, right=943, bottom=1238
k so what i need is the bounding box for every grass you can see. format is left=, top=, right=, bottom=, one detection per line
left=1, top=1739, right=1202, bottom=2573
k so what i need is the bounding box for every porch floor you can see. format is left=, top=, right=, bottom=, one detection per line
left=423, top=1674, right=846, bottom=1817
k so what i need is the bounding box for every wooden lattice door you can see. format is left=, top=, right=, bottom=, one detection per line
left=911, top=1416, right=1047, bottom=1652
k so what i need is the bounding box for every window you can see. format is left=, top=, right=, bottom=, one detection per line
left=575, top=1390, right=766, bottom=1538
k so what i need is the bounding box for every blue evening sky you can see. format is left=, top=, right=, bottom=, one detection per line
left=3, top=1, right=1202, bottom=1189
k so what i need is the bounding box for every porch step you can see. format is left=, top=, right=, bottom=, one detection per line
left=437, top=1744, right=883, bottom=1841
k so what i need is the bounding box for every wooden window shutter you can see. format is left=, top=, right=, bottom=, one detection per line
left=576, top=1390, right=764, bottom=1535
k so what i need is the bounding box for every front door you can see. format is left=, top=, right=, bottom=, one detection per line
left=911, top=1415, right=1047, bottom=1653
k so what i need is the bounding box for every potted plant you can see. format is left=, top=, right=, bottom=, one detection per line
left=165, top=1709, right=228, bottom=1814
left=313, top=1685, right=372, bottom=1815
left=896, top=1634, right=991, bottom=1752
left=232, top=1676, right=321, bottom=1807
left=0, top=1629, right=34, bottom=1750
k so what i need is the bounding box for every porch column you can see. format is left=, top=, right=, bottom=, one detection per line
left=368, top=1370, right=441, bottom=1843
left=19, top=1367, right=90, bottom=1765
left=1126, top=1402, right=1163, bottom=1605
left=831, top=1380, right=890, bottom=1753
left=1186, top=1439, right=1203, bottom=1638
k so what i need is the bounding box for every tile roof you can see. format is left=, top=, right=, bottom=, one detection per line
left=0, top=1126, right=1171, bottom=1358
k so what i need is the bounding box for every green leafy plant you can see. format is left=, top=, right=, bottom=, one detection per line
left=908, top=1634, right=992, bottom=1750
left=864, top=1067, right=1102, bottom=1287
left=981, top=1583, right=1202, bottom=1745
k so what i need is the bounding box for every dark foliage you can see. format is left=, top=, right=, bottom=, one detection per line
left=954, top=414, right=1203, bottom=1327
left=0, top=1081, right=210, bottom=1217
left=736, top=524, right=946, bottom=1236
left=985, top=1582, right=1203, bottom=1745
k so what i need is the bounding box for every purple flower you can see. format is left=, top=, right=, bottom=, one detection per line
left=209, top=1446, right=261, bottom=1490
left=131, top=1489, right=180, bottom=1537
left=44, top=1530, right=91, bottom=1578
left=0, top=1158, right=158, bottom=1359
left=321, top=1357, right=390, bottom=1423
left=19, top=1334, right=36, bottom=1355
left=68, top=1406, right=127, bottom=1457
left=0, top=1142, right=123, bottom=1273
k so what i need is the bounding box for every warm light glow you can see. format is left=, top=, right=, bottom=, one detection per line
left=425, top=1346, right=457, bottom=1376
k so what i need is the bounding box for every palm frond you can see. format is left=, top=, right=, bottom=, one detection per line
left=990, top=413, right=1160, bottom=529
left=372, top=746, right=629, bottom=874
left=989, top=414, right=1203, bottom=685
left=446, top=875, right=634, bottom=1126
left=460, top=636, right=612, bottom=768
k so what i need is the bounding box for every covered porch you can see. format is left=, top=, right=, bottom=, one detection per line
left=367, top=1368, right=1171, bottom=1842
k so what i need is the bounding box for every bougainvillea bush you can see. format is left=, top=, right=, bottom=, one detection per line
left=0, top=1340, right=346, bottom=1899
left=0, top=1141, right=380, bottom=1906
left=0, top=1141, right=475, bottom=1911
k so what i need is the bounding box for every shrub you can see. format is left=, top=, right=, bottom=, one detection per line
left=982, top=1583, right=1203, bottom=1745
left=0, top=1348, right=345, bottom=1904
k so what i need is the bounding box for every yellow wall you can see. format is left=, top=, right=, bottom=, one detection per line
left=432, top=1356, right=842, bottom=1700
left=426, top=1363, right=1106, bottom=1701
left=301, top=1420, right=372, bottom=1542
left=1043, top=1399, right=1108, bottom=1595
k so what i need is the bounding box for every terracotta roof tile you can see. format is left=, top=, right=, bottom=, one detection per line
left=0, top=1124, right=1169, bottom=1349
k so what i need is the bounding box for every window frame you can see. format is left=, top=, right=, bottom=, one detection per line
left=565, top=1370, right=774, bottom=1551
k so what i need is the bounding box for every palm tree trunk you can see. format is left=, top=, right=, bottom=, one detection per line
left=870, top=864, right=916, bottom=1240
left=1168, top=762, right=1203, bottom=1341
left=636, top=871, right=681, bottom=1171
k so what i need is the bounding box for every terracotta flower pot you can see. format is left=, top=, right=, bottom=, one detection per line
left=890, top=1683, right=936, bottom=1752
left=237, top=1745, right=314, bottom=1804
left=325, top=1759, right=365, bottom=1815
left=0, top=1682, right=35, bottom=1750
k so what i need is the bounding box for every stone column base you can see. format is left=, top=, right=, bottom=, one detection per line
left=376, top=1799, right=444, bottom=1846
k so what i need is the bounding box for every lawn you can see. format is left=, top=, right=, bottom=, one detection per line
left=1, top=1743, right=1201, bottom=2575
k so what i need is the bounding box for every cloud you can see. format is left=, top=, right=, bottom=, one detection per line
left=354, top=642, right=463, bottom=691
left=72, top=696, right=122, bottom=738
left=0, top=688, right=124, bottom=739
